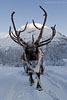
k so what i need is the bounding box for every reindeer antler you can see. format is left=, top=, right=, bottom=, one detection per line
left=9, top=11, right=29, bottom=47
left=32, top=5, right=47, bottom=45
left=38, top=25, right=56, bottom=47
left=32, top=6, right=56, bottom=47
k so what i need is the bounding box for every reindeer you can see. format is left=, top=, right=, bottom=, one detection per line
left=9, top=6, right=56, bottom=91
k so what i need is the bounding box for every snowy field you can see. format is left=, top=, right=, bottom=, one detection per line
left=0, top=65, right=67, bottom=100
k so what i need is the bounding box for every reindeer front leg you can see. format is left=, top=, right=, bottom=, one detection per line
left=36, top=49, right=43, bottom=91
left=29, top=72, right=34, bottom=86
left=36, top=73, right=42, bottom=91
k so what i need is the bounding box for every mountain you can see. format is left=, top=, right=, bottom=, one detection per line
left=0, top=23, right=67, bottom=66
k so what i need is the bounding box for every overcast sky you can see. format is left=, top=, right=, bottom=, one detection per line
left=0, top=0, right=67, bottom=37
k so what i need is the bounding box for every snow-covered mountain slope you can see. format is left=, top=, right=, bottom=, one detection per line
left=0, top=23, right=67, bottom=66
left=0, top=64, right=67, bottom=100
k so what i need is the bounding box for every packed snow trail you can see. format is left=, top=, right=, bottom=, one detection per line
left=0, top=65, right=67, bottom=100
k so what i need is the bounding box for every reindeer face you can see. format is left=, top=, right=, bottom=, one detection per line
left=25, top=46, right=39, bottom=61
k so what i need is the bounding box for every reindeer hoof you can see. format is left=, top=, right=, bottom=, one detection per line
left=36, top=86, right=43, bottom=91
left=36, top=83, right=43, bottom=91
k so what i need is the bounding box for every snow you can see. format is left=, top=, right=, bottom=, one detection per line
left=19, top=23, right=49, bottom=29
left=0, top=64, right=67, bottom=100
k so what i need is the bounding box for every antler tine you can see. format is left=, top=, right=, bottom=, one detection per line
left=11, top=11, right=17, bottom=35
left=51, top=24, right=56, bottom=38
left=11, top=11, right=28, bottom=36
left=32, top=35, right=34, bottom=44
left=9, top=26, right=28, bottom=47
left=34, top=5, right=47, bottom=45
left=38, top=25, right=56, bottom=47
left=9, top=26, right=20, bottom=44
left=32, top=20, right=41, bottom=30
left=39, top=25, right=56, bottom=44
left=32, top=6, right=47, bottom=31
left=19, top=22, right=28, bottom=33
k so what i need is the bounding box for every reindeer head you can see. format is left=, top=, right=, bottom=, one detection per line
left=9, top=6, right=56, bottom=61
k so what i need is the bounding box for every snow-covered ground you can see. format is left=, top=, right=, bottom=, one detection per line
left=0, top=64, right=67, bottom=100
